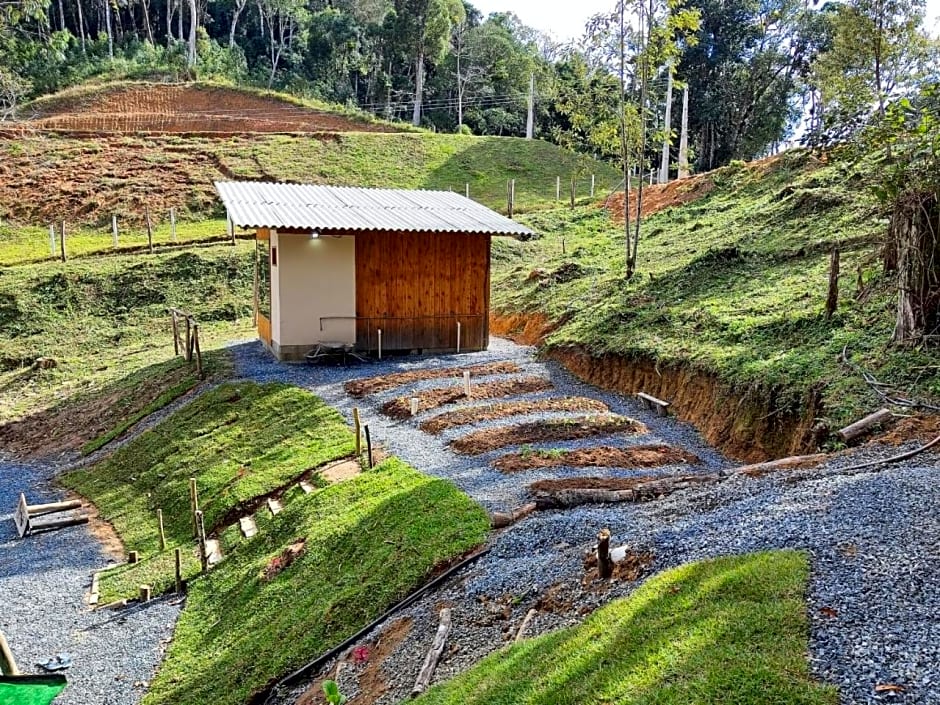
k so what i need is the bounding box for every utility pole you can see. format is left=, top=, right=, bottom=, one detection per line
left=659, top=67, right=673, bottom=184
left=525, top=73, right=535, bottom=139
left=677, top=86, right=690, bottom=179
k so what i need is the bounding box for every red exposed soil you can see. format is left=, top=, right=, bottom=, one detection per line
left=15, top=83, right=400, bottom=135
left=529, top=476, right=658, bottom=492
left=262, top=539, right=306, bottom=581
left=583, top=549, right=655, bottom=585
left=450, top=415, right=646, bottom=455
left=381, top=376, right=553, bottom=420
left=489, top=312, right=561, bottom=346
left=874, top=414, right=940, bottom=448
left=494, top=444, right=699, bottom=473
left=0, top=364, right=199, bottom=459
left=606, top=173, right=715, bottom=221
left=419, top=396, right=608, bottom=434
left=344, top=361, right=520, bottom=398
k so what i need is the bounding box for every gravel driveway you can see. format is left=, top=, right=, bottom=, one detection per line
left=0, top=459, right=180, bottom=705
left=227, top=338, right=940, bottom=705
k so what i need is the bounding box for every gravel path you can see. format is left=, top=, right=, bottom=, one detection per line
left=228, top=337, right=940, bottom=705
left=0, top=459, right=181, bottom=704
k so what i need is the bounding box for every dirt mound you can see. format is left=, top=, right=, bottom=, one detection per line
left=606, top=173, right=714, bottom=221
left=14, top=83, right=400, bottom=135
left=381, top=376, right=553, bottom=420
left=495, top=444, right=699, bottom=473
left=420, top=396, right=608, bottom=434
left=345, top=361, right=520, bottom=398
left=450, top=415, right=646, bottom=456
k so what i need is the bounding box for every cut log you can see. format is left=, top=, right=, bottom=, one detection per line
left=26, top=499, right=83, bottom=517
left=411, top=608, right=452, bottom=698
left=139, top=585, right=152, bottom=603
left=636, top=392, right=670, bottom=416
left=267, top=498, right=283, bottom=516
left=514, top=608, right=537, bottom=643
left=730, top=453, right=829, bottom=477
left=837, top=408, right=893, bottom=443
left=534, top=474, right=721, bottom=509
left=0, top=630, right=20, bottom=676
left=490, top=502, right=537, bottom=529
left=239, top=516, right=258, bottom=538
left=597, top=529, right=613, bottom=579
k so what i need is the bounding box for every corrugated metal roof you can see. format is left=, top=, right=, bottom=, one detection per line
left=214, top=181, right=533, bottom=237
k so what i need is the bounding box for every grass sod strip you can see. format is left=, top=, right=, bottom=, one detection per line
left=382, top=376, right=554, bottom=419
left=414, top=550, right=838, bottom=705
left=344, top=361, right=521, bottom=397
left=0, top=676, right=67, bottom=705
left=63, top=382, right=354, bottom=567
left=141, top=458, right=489, bottom=705
left=420, top=397, right=609, bottom=434
left=450, top=415, right=646, bottom=455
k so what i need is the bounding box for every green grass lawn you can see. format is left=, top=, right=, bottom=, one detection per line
left=416, top=551, right=837, bottom=705
left=141, top=457, right=488, bottom=705
left=0, top=244, right=253, bottom=428
left=63, top=382, right=357, bottom=600
left=496, top=151, right=939, bottom=429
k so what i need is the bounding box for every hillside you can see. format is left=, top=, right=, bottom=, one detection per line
left=12, top=82, right=402, bottom=135
left=0, top=131, right=620, bottom=228
left=493, top=151, right=940, bottom=458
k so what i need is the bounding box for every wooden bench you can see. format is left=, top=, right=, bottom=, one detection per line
left=636, top=392, right=671, bottom=417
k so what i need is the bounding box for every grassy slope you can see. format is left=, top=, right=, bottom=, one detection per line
left=145, top=457, right=488, bottom=705
left=0, top=132, right=620, bottom=252
left=417, top=551, right=836, bottom=705
left=495, top=152, right=939, bottom=429
left=0, top=245, right=253, bottom=437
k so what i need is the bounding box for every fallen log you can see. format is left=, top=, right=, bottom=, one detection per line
left=837, top=408, right=893, bottom=443
left=514, top=608, right=537, bottom=643
left=490, top=502, right=537, bottom=529
left=411, top=608, right=452, bottom=698
left=534, top=474, right=721, bottom=509
left=729, top=453, right=829, bottom=477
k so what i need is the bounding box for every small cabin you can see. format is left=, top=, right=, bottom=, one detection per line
left=215, top=181, right=533, bottom=360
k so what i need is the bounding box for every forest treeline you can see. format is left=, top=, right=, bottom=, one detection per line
left=0, top=0, right=937, bottom=174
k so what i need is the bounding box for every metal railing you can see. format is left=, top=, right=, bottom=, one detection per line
left=319, top=314, right=485, bottom=357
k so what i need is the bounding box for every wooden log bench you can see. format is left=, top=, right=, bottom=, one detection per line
left=13, top=493, right=88, bottom=539
left=636, top=392, right=671, bottom=417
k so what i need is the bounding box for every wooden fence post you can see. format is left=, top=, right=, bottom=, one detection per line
left=193, top=323, right=203, bottom=378
left=171, top=310, right=180, bottom=356
left=189, top=477, right=199, bottom=538
left=597, top=528, right=613, bottom=579
left=174, top=547, right=183, bottom=593
left=825, top=246, right=840, bottom=319
left=364, top=424, right=373, bottom=470
left=157, top=508, right=166, bottom=551
left=145, top=207, right=154, bottom=254
left=228, top=216, right=235, bottom=246
left=184, top=316, right=192, bottom=362
left=112, top=214, right=119, bottom=247
left=196, top=510, right=208, bottom=573
left=555, top=175, right=561, bottom=201
left=352, top=408, right=362, bottom=457
left=59, top=221, right=67, bottom=262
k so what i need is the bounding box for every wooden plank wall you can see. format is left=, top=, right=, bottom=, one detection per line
left=355, top=231, right=490, bottom=351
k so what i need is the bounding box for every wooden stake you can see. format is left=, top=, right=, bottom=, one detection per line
left=169, top=208, right=177, bottom=242
left=555, top=175, right=560, bottom=201
left=157, top=508, right=166, bottom=551
left=139, top=584, right=152, bottom=603
left=59, top=221, right=67, bottom=262
left=0, top=630, right=20, bottom=676
left=49, top=224, right=56, bottom=257
left=193, top=323, right=203, bottom=378
left=561, top=238, right=566, bottom=255
left=228, top=216, right=236, bottom=245
left=174, top=547, right=183, bottom=593
left=171, top=310, right=180, bottom=356
left=590, top=174, right=596, bottom=198
left=145, top=207, right=154, bottom=254
left=364, top=424, right=373, bottom=470
left=411, top=608, right=452, bottom=697
left=128, top=550, right=140, bottom=564
left=196, top=509, right=208, bottom=573
left=184, top=316, right=192, bottom=362
left=596, top=529, right=613, bottom=579
left=352, top=407, right=362, bottom=457
left=189, top=477, right=199, bottom=538
left=112, top=214, right=119, bottom=247
left=463, top=370, right=471, bottom=397
left=514, top=608, right=537, bottom=643
left=410, top=397, right=420, bottom=416
left=465, top=182, right=469, bottom=199
left=825, top=246, right=840, bottom=319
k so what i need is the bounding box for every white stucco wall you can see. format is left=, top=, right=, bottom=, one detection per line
left=275, top=233, right=356, bottom=347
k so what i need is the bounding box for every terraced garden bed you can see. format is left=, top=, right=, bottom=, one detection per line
left=450, top=415, right=645, bottom=455
left=382, top=376, right=553, bottom=419
left=345, top=361, right=520, bottom=397
left=495, top=444, right=698, bottom=473
left=420, top=397, right=608, bottom=434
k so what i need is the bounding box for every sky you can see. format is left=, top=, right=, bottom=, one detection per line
left=471, top=0, right=940, bottom=43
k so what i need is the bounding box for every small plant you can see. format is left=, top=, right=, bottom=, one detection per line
left=322, top=680, right=346, bottom=705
